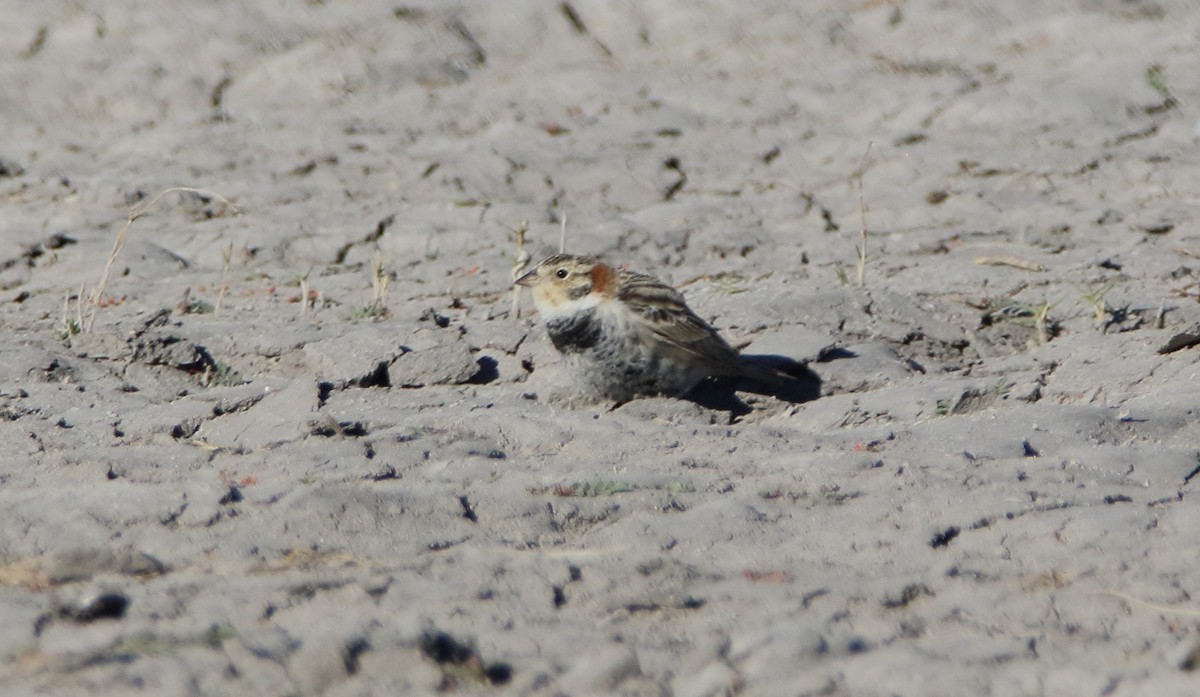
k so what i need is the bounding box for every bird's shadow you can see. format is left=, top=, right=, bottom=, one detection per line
left=683, top=353, right=824, bottom=418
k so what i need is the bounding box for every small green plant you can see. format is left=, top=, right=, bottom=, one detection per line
left=350, top=304, right=388, bottom=321
left=112, top=625, right=235, bottom=657
left=528, top=480, right=639, bottom=497
left=818, top=484, right=861, bottom=505
left=1077, top=282, right=1114, bottom=330
left=1031, top=300, right=1054, bottom=345
left=571, top=480, right=636, bottom=497
left=757, top=485, right=861, bottom=505
left=54, top=290, right=83, bottom=342
left=350, top=253, right=391, bottom=321
left=184, top=298, right=214, bottom=315
left=54, top=317, right=83, bottom=342
left=175, top=288, right=213, bottom=315
left=202, top=362, right=242, bottom=387
left=994, top=299, right=1059, bottom=345
left=1146, top=64, right=1170, bottom=98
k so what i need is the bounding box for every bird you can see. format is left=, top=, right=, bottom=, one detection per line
left=514, top=253, right=780, bottom=402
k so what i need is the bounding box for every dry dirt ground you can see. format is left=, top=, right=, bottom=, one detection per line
left=2, top=1, right=1200, bottom=695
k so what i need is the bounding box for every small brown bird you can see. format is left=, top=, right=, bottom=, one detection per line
left=515, top=254, right=778, bottom=402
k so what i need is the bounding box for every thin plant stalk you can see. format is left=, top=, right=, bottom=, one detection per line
left=852, top=142, right=873, bottom=288
left=510, top=221, right=530, bottom=320
left=86, top=187, right=236, bottom=332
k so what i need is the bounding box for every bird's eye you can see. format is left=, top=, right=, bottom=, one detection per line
left=555, top=269, right=569, bottom=279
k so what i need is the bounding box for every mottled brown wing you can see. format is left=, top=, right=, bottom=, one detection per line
left=616, top=272, right=745, bottom=374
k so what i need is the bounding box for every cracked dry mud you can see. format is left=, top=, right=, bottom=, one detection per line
left=2, top=1, right=1200, bottom=695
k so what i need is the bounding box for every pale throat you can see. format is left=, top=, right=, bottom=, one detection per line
left=533, top=287, right=603, bottom=320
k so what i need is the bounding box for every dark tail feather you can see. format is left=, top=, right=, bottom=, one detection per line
left=735, top=355, right=808, bottom=386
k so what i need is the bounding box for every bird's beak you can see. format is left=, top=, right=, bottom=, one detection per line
left=514, top=268, right=538, bottom=287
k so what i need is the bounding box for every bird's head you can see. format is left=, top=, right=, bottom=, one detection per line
left=514, top=254, right=614, bottom=316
